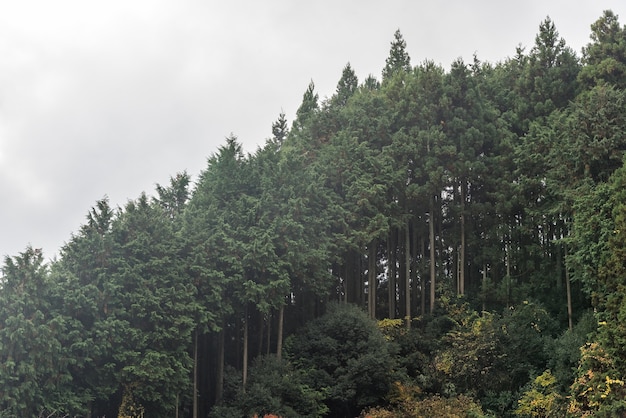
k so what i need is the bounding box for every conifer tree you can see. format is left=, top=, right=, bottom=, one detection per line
left=382, top=29, right=411, bottom=81
left=0, top=248, right=75, bottom=416
left=579, top=10, right=626, bottom=89
left=334, top=62, right=359, bottom=107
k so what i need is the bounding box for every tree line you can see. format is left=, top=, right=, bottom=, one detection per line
left=2, top=10, right=626, bottom=417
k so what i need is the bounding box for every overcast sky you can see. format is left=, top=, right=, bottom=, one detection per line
left=1, top=0, right=625, bottom=261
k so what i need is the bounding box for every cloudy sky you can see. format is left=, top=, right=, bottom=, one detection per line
left=1, top=0, right=625, bottom=261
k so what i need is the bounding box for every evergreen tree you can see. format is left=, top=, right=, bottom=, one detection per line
left=291, top=81, right=319, bottom=135
left=334, top=62, right=359, bottom=107
left=55, top=198, right=123, bottom=417
left=382, top=29, right=411, bottom=81
left=108, top=194, right=199, bottom=417
left=567, top=160, right=626, bottom=415
left=271, top=111, right=289, bottom=144
left=579, top=10, right=626, bottom=89
left=0, top=248, right=77, bottom=417
left=155, top=171, right=191, bottom=221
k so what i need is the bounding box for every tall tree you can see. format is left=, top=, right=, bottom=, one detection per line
left=184, top=135, right=248, bottom=412
left=334, top=62, right=359, bottom=107
left=291, top=81, right=319, bottom=135
left=568, top=158, right=626, bottom=415
left=108, top=194, right=199, bottom=417
left=579, top=10, right=626, bottom=89
left=382, top=29, right=412, bottom=81
left=155, top=171, right=191, bottom=220
left=0, top=248, right=77, bottom=417
left=55, top=198, right=123, bottom=417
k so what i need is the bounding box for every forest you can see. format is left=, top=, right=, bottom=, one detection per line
left=2, top=9, right=626, bottom=418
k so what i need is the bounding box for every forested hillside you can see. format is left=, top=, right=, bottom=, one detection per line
left=3, top=10, right=626, bottom=418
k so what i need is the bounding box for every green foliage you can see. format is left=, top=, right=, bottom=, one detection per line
left=0, top=248, right=79, bottom=417
left=500, top=302, right=559, bottom=390
left=5, top=10, right=626, bottom=417
left=382, top=29, right=411, bottom=81
left=545, top=311, right=596, bottom=392
left=579, top=10, right=626, bottom=89
left=218, top=355, right=328, bottom=418
left=435, top=310, right=507, bottom=398
left=286, top=303, right=394, bottom=417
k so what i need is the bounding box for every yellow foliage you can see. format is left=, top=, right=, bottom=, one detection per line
left=118, top=383, right=145, bottom=418
left=434, top=351, right=454, bottom=375
left=568, top=342, right=626, bottom=416
left=515, top=370, right=564, bottom=417
left=377, top=318, right=406, bottom=341
left=361, top=382, right=486, bottom=417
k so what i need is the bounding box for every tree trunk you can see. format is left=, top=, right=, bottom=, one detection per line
left=388, top=229, right=396, bottom=319
left=277, top=303, right=284, bottom=360
left=343, top=259, right=349, bottom=303
left=405, top=223, right=411, bottom=329
left=459, top=180, right=466, bottom=295
left=411, top=221, right=419, bottom=319
left=368, top=239, right=377, bottom=319
left=355, top=250, right=365, bottom=308
left=554, top=243, right=561, bottom=292
left=420, top=232, right=426, bottom=316
left=564, top=244, right=573, bottom=331
left=257, top=310, right=265, bottom=357
left=429, top=196, right=436, bottom=313
left=506, top=238, right=511, bottom=308
left=242, top=307, right=249, bottom=389
left=482, top=265, right=487, bottom=312
left=193, top=330, right=198, bottom=418
left=215, top=327, right=225, bottom=403
left=266, top=311, right=272, bottom=356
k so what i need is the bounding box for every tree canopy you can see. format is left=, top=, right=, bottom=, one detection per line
left=3, top=11, right=626, bottom=418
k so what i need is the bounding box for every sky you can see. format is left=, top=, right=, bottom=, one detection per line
left=1, top=0, right=625, bottom=261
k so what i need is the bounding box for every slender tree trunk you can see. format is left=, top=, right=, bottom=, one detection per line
left=564, top=244, right=573, bottom=331
left=343, top=259, right=349, bottom=303
left=193, top=330, right=198, bottom=418
left=357, top=251, right=365, bottom=308
left=368, top=239, right=377, bottom=319
left=506, top=238, right=511, bottom=308
left=388, top=230, right=396, bottom=319
left=398, top=239, right=407, bottom=319
left=411, top=221, right=419, bottom=318
left=215, top=327, right=225, bottom=403
left=420, top=233, right=426, bottom=316
left=257, top=310, right=265, bottom=357
left=459, top=180, right=466, bottom=295
left=429, top=196, right=436, bottom=313
left=482, top=265, right=487, bottom=312
left=405, top=224, right=411, bottom=329
left=277, top=303, right=284, bottom=360
left=242, top=307, right=249, bottom=389
left=266, top=311, right=271, bottom=356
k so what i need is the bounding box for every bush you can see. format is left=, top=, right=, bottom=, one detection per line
left=286, top=303, right=394, bottom=417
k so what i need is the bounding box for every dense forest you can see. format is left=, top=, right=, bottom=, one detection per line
left=3, top=10, right=626, bottom=418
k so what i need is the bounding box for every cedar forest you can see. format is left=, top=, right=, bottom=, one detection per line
left=3, top=10, right=626, bottom=418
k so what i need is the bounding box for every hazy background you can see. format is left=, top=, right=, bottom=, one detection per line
left=1, top=0, right=625, bottom=260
